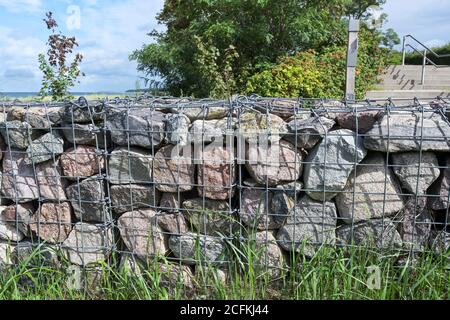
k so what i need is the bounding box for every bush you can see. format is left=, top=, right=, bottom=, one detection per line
left=405, top=43, right=450, bottom=65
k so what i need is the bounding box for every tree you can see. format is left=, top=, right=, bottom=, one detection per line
left=38, top=12, right=84, bottom=101
left=131, top=0, right=386, bottom=98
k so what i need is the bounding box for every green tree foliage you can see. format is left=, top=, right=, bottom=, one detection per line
left=38, top=12, right=84, bottom=101
left=131, top=0, right=387, bottom=98
left=405, top=42, right=450, bottom=65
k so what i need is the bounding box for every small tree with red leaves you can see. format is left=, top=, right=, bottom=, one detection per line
left=38, top=12, right=85, bottom=101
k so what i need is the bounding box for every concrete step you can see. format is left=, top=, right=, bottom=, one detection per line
left=365, top=90, right=450, bottom=100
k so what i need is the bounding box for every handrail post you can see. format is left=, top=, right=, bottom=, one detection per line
left=402, top=36, right=406, bottom=65
left=421, top=49, right=427, bottom=85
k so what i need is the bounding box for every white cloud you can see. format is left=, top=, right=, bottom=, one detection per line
left=0, top=0, right=42, bottom=13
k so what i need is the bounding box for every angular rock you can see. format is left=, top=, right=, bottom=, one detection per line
left=335, top=109, right=380, bottom=134
left=108, top=147, right=152, bottom=184
left=391, top=152, right=440, bottom=195
left=1, top=203, right=33, bottom=234
left=182, top=198, right=235, bottom=235
left=275, top=180, right=303, bottom=197
left=240, top=188, right=275, bottom=230
left=7, top=106, right=64, bottom=129
left=35, top=160, right=67, bottom=200
left=276, top=196, right=337, bottom=257
left=0, top=134, right=5, bottom=161
left=238, top=111, right=287, bottom=142
left=0, top=120, right=39, bottom=149
left=25, top=132, right=64, bottom=164
left=0, top=242, right=14, bottom=266
left=62, top=222, right=113, bottom=266
left=245, top=139, right=302, bottom=186
left=284, top=116, right=335, bottom=149
left=304, top=129, right=367, bottom=201
left=110, top=184, right=160, bottom=214
left=429, top=230, right=450, bottom=255
left=165, top=113, right=190, bottom=146
left=429, top=155, right=450, bottom=210
left=1, top=150, right=39, bottom=203
left=364, top=112, right=450, bottom=152
left=190, top=118, right=235, bottom=144
left=30, top=202, right=72, bottom=244
left=60, top=146, right=105, bottom=180
left=336, top=153, right=404, bottom=223
left=13, top=242, right=60, bottom=267
left=63, top=100, right=103, bottom=123
left=154, top=145, right=194, bottom=192
left=253, top=231, right=286, bottom=278
left=106, top=108, right=166, bottom=149
left=62, top=122, right=108, bottom=147
left=159, top=193, right=181, bottom=213
left=155, top=213, right=189, bottom=235
left=270, top=191, right=295, bottom=226
left=0, top=206, right=25, bottom=241
left=66, top=176, right=108, bottom=222
left=155, top=262, right=195, bottom=292
left=197, top=145, right=236, bottom=200
left=169, top=233, right=226, bottom=265
left=336, top=218, right=403, bottom=250
left=117, top=209, right=168, bottom=261
left=171, top=104, right=228, bottom=121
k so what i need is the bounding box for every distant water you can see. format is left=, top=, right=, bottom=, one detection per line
left=0, top=92, right=125, bottom=98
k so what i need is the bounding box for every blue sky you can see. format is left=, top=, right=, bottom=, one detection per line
left=0, top=0, right=449, bottom=92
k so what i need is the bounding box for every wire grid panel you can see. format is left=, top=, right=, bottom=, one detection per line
left=0, top=96, right=449, bottom=274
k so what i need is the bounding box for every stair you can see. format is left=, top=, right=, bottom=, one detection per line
left=366, top=65, right=450, bottom=101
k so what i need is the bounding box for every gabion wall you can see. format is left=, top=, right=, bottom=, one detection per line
left=0, top=95, right=449, bottom=283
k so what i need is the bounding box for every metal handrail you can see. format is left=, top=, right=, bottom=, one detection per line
left=401, top=35, right=450, bottom=85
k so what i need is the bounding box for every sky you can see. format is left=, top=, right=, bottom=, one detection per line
left=0, top=0, right=449, bottom=92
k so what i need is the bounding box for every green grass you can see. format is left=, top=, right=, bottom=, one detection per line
left=0, top=242, right=448, bottom=300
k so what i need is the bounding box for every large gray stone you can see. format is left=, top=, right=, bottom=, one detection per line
left=0, top=205, right=25, bottom=241
left=66, top=176, right=109, bottom=222
left=335, top=109, right=380, bottom=134
left=364, top=111, right=450, bottom=152
left=429, top=230, right=449, bottom=255
left=62, top=222, right=113, bottom=266
left=25, top=132, right=64, bottom=164
left=276, top=196, right=337, bottom=257
left=110, top=184, right=160, bottom=214
left=117, top=209, right=168, bottom=261
left=190, top=118, right=235, bottom=144
left=304, top=129, right=367, bottom=201
left=0, top=242, right=14, bottom=266
left=169, top=233, right=226, bottom=265
left=336, top=218, right=403, bottom=250
left=155, top=213, right=189, bottom=235
left=1, top=151, right=39, bottom=203
left=1, top=203, right=33, bottom=235
left=270, top=191, right=295, bottom=226
left=285, top=116, right=335, bottom=149
left=108, top=147, right=153, bottom=184
left=7, top=106, right=64, bottom=129
left=63, top=101, right=103, bottom=123
left=62, top=122, right=108, bottom=147
left=165, top=113, right=190, bottom=146
left=106, top=108, right=166, bottom=149
left=0, top=121, right=39, bottom=149
left=252, top=231, right=286, bottom=278
left=335, top=153, right=404, bottom=223
left=154, top=145, right=194, bottom=192
left=159, top=193, right=181, bottom=213
left=35, top=159, right=67, bottom=201
left=391, top=152, right=440, bottom=195
left=171, top=103, right=228, bottom=121
left=245, top=139, right=302, bottom=186
left=428, top=155, right=450, bottom=210
left=238, top=111, right=288, bottom=141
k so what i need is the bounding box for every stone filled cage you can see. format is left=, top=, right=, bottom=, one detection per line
left=0, top=95, right=449, bottom=286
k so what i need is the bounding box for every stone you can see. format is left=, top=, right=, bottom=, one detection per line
left=240, top=188, right=276, bottom=230
left=117, top=209, right=168, bottom=261
left=335, top=109, right=380, bottom=134
left=62, top=122, right=108, bottom=147
left=169, top=233, right=226, bottom=265
left=25, top=132, right=64, bottom=164
left=364, top=111, right=450, bottom=152
left=62, top=222, right=113, bottom=266
left=336, top=218, right=403, bottom=251
left=29, top=202, right=72, bottom=244
left=13, top=242, right=60, bottom=267
left=253, top=231, right=286, bottom=278
left=155, top=213, right=189, bottom=235
left=245, top=139, right=302, bottom=186
left=60, top=146, right=105, bottom=180
left=1, top=203, right=33, bottom=234
left=0, top=134, right=5, bottom=161
left=182, top=198, right=236, bottom=235
left=304, top=129, right=367, bottom=201
left=66, top=176, right=109, bottom=222
left=398, top=197, right=432, bottom=252
left=106, top=108, right=166, bottom=149
left=0, top=120, right=40, bottom=149
left=428, top=156, right=450, bottom=210
left=190, top=118, right=236, bottom=144
left=154, top=145, right=194, bottom=192
left=110, top=184, right=160, bottom=214
left=429, top=230, right=449, bottom=255
left=159, top=193, right=181, bottom=213
left=197, top=145, right=236, bottom=200
left=7, top=106, right=64, bottom=129
left=276, top=196, right=337, bottom=257
left=284, top=116, right=335, bottom=149
left=238, top=111, right=288, bottom=141
left=0, top=206, right=25, bottom=241
left=35, top=160, right=67, bottom=201
left=391, top=152, right=440, bottom=195
left=165, top=113, right=190, bottom=146
left=335, top=153, right=404, bottom=223
left=1, top=150, right=39, bottom=203
left=171, top=104, right=228, bottom=121
left=275, top=180, right=303, bottom=197
left=63, top=101, right=103, bottom=123
left=0, top=242, right=14, bottom=266
left=270, top=191, right=295, bottom=226
left=108, top=147, right=152, bottom=184
left=156, top=262, right=195, bottom=292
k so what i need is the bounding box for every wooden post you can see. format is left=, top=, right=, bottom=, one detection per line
left=345, top=18, right=360, bottom=101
